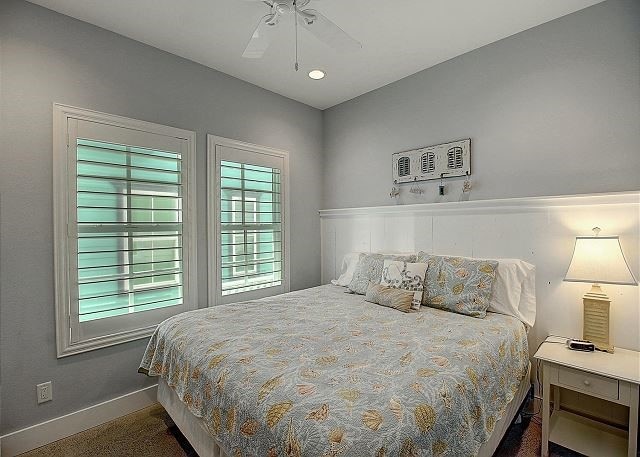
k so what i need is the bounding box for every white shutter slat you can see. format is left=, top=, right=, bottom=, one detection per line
left=74, top=138, right=184, bottom=321
left=219, top=160, right=283, bottom=297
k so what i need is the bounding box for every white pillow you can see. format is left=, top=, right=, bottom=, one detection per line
left=331, top=252, right=363, bottom=287
left=331, top=252, right=416, bottom=287
left=487, top=259, right=536, bottom=328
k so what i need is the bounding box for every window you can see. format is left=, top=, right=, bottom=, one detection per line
left=53, top=105, right=196, bottom=357
left=231, top=196, right=258, bottom=277
left=398, top=156, right=411, bottom=177
left=421, top=152, right=435, bottom=174
left=447, top=147, right=463, bottom=169
left=208, top=135, right=290, bottom=306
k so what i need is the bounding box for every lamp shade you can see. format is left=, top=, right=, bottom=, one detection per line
left=564, top=236, right=638, bottom=285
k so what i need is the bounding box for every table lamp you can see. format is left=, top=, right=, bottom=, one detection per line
left=564, top=227, right=638, bottom=353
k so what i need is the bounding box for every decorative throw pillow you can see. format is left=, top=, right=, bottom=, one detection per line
left=417, top=252, right=499, bottom=318
left=365, top=284, right=415, bottom=313
left=348, top=253, right=416, bottom=295
left=380, top=260, right=428, bottom=310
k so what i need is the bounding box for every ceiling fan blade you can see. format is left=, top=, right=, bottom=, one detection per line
left=243, top=15, right=276, bottom=58
left=297, top=9, right=361, bottom=52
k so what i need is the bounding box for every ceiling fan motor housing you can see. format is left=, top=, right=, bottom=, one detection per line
left=272, top=0, right=312, bottom=15
left=243, top=0, right=361, bottom=61
left=273, top=1, right=291, bottom=15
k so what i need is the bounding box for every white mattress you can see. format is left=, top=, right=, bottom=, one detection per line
left=158, top=362, right=532, bottom=457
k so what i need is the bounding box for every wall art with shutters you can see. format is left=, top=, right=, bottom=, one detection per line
left=392, top=139, right=471, bottom=184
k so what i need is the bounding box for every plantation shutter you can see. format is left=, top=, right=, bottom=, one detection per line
left=69, top=119, right=191, bottom=342
left=215, top=144, right=286, bottom=303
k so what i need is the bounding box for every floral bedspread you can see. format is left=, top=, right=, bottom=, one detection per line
left=139, top=285, right=529, bottom=457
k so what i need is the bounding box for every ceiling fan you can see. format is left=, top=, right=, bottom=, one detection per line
left=242, top=0, right=361, bottom=70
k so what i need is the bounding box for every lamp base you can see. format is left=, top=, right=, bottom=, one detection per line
left=583, top=284, right=613, bottom=353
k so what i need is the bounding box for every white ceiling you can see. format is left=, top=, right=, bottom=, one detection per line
left=28, top=0, right=605, bottom=109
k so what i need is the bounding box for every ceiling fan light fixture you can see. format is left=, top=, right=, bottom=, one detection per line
left=308, top=69, right=326, bottom=80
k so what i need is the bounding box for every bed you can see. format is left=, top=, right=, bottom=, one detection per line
left=140, top=284, right=531, bottom=456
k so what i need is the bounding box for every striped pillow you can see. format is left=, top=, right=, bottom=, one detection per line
left=365, top=284, right=415, bottom=313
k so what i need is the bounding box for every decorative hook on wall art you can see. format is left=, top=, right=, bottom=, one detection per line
left=462, top=171, right=472, bottom=193
left=459, top=171, right=472, bottom=202
left=409, top=177, right=425, bottom=195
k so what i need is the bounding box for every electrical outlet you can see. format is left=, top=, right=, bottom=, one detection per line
left=37, top=381, right=52, bottom=404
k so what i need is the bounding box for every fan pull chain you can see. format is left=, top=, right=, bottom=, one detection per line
left=294, top=0, right=299, bottom=71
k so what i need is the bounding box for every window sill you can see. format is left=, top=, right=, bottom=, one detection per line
left=57, top=324, right=157, bottom=358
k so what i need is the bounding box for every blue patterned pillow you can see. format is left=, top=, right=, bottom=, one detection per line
left=417, top=253, right=498, bottom=318
left=347, top=253, right=416, bottom=295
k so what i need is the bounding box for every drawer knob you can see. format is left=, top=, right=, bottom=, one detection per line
left=583, top=380, right=591, bottom=386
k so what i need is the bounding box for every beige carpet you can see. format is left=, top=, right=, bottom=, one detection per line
left=18, top=404, right=191, bottom=457
left=19, top=401, right=583, bottom=457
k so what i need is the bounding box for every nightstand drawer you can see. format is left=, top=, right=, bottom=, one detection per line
left=557, top=366, right=619, bottom=400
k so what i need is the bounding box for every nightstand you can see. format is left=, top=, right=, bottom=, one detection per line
left=535, top=339, right=640, bottom=457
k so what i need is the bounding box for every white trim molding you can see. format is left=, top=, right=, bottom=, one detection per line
left=0, top=385, right=158, bottom=457
left=319, top=191, right=640, bottom=218
left=53, top=104, right=198, bottom=357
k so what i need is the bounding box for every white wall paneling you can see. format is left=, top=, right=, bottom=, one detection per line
left=319, top=192, right=640, bottom=355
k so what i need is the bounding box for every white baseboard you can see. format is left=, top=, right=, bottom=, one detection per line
left=0, top=384, right=158, bottom=457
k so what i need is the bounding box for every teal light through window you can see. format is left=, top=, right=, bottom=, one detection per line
left=220, top=161, right=282, bottom=295
left=76, top=139, right=183, bottom=321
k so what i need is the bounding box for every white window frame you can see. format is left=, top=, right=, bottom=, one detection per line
left=53, top=104, right=197, bottom=357
left=129, top=189, right=182, bottom=291
left=230, top=196, right=259, bottom=277
left=207, top=135, right=290, bottom=306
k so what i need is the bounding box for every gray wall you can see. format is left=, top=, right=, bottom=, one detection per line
left=0, top=0, right=323, bottom=433
left=2, top=0, right=639, bottom=437
left=322, top=0, right=640, bottom=209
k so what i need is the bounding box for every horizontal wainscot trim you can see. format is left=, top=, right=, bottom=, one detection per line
left=318, top=192, right=639, bottom=218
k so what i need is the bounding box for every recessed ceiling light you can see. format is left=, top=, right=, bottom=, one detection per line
left=308, top=70, right=326, bottom=80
